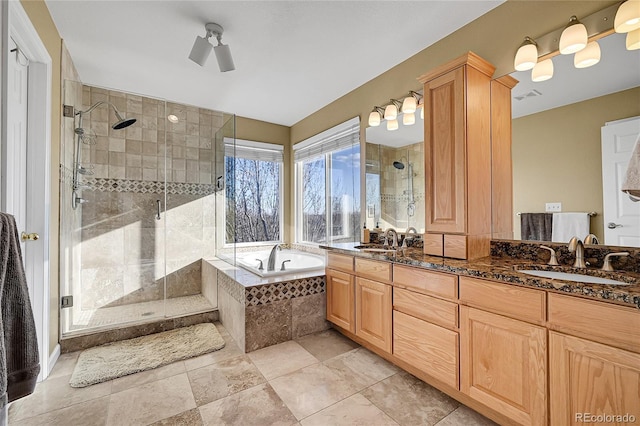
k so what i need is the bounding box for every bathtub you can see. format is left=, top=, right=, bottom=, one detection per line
left=235, top=249, right=325, bottom=277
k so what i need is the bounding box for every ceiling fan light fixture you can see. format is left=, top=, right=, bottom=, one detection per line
left=615, top=0, right=640, bottom=33
left=559, top=16, right=588, bottom=54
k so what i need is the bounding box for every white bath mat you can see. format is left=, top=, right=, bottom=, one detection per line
left=69, top=323, right=225, bottom=387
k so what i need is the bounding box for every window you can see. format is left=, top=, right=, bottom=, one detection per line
left=225, top=140, right=283, bottom=244
left=294, top=118, right=361, bottom=245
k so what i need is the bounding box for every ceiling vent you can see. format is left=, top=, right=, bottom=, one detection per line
left=514, top=89, right=542, bottom=101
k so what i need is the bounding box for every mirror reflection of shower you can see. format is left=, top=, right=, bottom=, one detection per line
left=393, top=158, right=416, bottom=217
left=71, top=101, right=137, bottom=209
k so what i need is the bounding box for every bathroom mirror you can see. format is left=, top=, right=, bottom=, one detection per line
left=506, top=32, right=640, bottom=246
left=365, top=117, right=425, bottom=234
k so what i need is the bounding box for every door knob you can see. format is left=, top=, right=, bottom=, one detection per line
left=21, top=232, right=39, bottom=241
left=607, top=222, right=622, bottom=229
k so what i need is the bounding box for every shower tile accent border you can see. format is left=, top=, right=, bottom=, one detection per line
left=60, top=310, right=218, bottom=353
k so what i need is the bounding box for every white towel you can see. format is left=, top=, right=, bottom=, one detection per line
left=551, top=212, right=590, bottom=243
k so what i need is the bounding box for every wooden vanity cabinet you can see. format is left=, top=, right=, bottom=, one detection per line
left=459, top=277, right=547, bottom=426
left=326, top=268, right=355, bottom=333
left=419, top=52, right=496, bottom=260
left=356, top=277, right=392, bottom=353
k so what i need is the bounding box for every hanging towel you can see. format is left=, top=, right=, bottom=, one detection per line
left=622, top=134, right=640, bottom=200
left=0, top=213, right=40, bottom=413
left=551, top=212, right=590, bottom=243
left=520, top=213, right=553, bottom=241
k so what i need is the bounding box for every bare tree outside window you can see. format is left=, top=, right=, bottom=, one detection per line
left=226, top=156, right=281, bottom=243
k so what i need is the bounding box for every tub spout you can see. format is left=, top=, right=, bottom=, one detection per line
left=267, top=244, right=282, bottom=271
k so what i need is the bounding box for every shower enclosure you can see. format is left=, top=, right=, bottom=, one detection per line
left=60, top=81, right=235, bottom=336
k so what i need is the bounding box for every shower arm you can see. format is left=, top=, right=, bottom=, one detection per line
left=76, top=100, right=118, bottom=117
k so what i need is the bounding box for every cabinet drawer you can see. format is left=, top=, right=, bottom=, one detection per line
left=394, top=288, right=458, bottom=329
left=548, top=293, right=640, bottom=353
left=327, top=253, right=354, bottom=273
left=393, top=310, right=459, bottom=389
left=355, top=258, right=392, bottom=283
left=459, top=276, right=545, bottom=324
left=393, top=265, right=457, bottom=300
left=423, top=233, right=444, bottom=256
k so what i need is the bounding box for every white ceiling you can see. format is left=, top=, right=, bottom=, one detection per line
left=45, top=0, right=504, bottom=126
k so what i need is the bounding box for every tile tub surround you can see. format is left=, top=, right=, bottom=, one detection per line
left=321, top=242, right=640, bottom=309
left=210, top=259, right=329, bottom=352
left=10, top=325, right=496, bottom=426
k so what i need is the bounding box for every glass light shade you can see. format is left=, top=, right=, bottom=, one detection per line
left=403, top=113, right=416, bottom=126
left=514, top=41, right=538, bottom=71
left=420, top=104, right=424, bottom=119
left=384, top=104, right=398, bottom=120
left=574, top=41, right=601, bottom=68
left=387, top=119, right=399, bottom=131
left=559, top=18, right=588, bottom=54
left=615, top=1, right=640, bottom=33
left=627, top=28, right=640, bottom=49
left=401, top=96, right=417, bottom=113
left=368, top=111, right=381, bottom=126
left=531, top=58, right=554, bottom=82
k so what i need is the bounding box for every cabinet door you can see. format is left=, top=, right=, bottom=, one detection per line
left=326, top=268, right=355, bottom=333
left=424, top=66, right=466, bottom=234
left=356, top=277, right=392, bottom=353
left=460, top=307, right=547, bottom=426
left=550, top=332, right=640, bottom=425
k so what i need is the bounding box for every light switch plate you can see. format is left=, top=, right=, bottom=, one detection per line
left=545, top=202, right=562, bottom=212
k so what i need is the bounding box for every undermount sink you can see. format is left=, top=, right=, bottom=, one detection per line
left=518, top=269, right=631, bottom=286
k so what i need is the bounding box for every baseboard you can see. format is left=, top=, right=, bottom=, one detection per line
left=45, top=344, right=61, bottom=380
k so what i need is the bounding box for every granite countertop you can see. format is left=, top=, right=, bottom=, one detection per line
left=321, top=242, right=640, bottom=310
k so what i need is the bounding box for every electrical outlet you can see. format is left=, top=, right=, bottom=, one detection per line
left=545, top=202, right=562, bottom=212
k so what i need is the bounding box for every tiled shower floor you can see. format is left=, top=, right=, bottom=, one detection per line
left=67, top=294, right=215, bottom=332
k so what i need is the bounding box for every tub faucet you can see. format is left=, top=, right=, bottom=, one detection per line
left=267, top=244, right=282, bottom=271
left=568, top=237, right=586, bottom=268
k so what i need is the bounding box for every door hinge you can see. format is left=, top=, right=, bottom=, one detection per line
left=61, top=295, right=73, bottom=308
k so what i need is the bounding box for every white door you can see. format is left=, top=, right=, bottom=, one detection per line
left=601, top=117, right=640, bottom=247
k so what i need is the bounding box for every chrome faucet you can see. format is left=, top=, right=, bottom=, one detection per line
left=584, top=234, right=599, bottom=245
left=568, top=237, right=586, bottom=268
left=402, top=227, right=419, bottom=248
left=267, top=244, right=282, bottom=271
left=384, top=228, right=399, bottom=248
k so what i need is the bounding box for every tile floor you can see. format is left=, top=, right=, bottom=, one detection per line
left=9, top=323, right=497, bottom=426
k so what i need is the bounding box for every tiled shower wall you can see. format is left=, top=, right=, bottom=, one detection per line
left=65, top=84, right=230, bottom=312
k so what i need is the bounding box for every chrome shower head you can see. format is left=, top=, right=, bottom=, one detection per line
left=393, top=161, right=405, bottom=170
left=112, top=110, right=136, bottom=130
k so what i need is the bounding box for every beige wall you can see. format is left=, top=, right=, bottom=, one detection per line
left=513, top=87, right=640, bottom=240
left=20, top=0, right=62, bottom=357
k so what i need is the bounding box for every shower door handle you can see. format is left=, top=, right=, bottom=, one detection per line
left=156, top=200, right=162, bottom=220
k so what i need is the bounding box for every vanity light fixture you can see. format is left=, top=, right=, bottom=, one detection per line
left=189, top=22, right=235, bottom=72
left=614, top=0, right=640, bottom=33
left=387, top=119, right=399, bottom=131
left=383, top=99, right=402, bottom=121
left=402, top=112, right=416, bottom=126
left=368, top=106, right=385, bottom=126
left=418, top=97, right=424, bottom=119
left=514, top=37, right=538, bottom=71
left=627, top=27, right=640, bottom=49
left=559, top=16, right=588, bottom=54
left=401, top=91, right=422, bottom=114
left=574, top=41, right=601, bottom=68
left=531, top=58, right=554, bottom=82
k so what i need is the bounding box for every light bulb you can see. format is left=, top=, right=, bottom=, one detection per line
left=401, top=96, right=417, bottom=114
left=403, top=113, right=415, bottom=126
left=559, top=16, right=588, bottom=54
left=574, top=41, right=601, bottom=68
left=387, top=119, right=399, bottom=131
left=531, top=58, right=554, bottom=82
left=514, top=37, right=538, bottom=71
left=627, top=28, right=640, bottom=49
left=368, top=110, right=381, bottom=127
left=615, top=1, right=640, bottom=33
left=384, top=104, right=398, bottom=120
